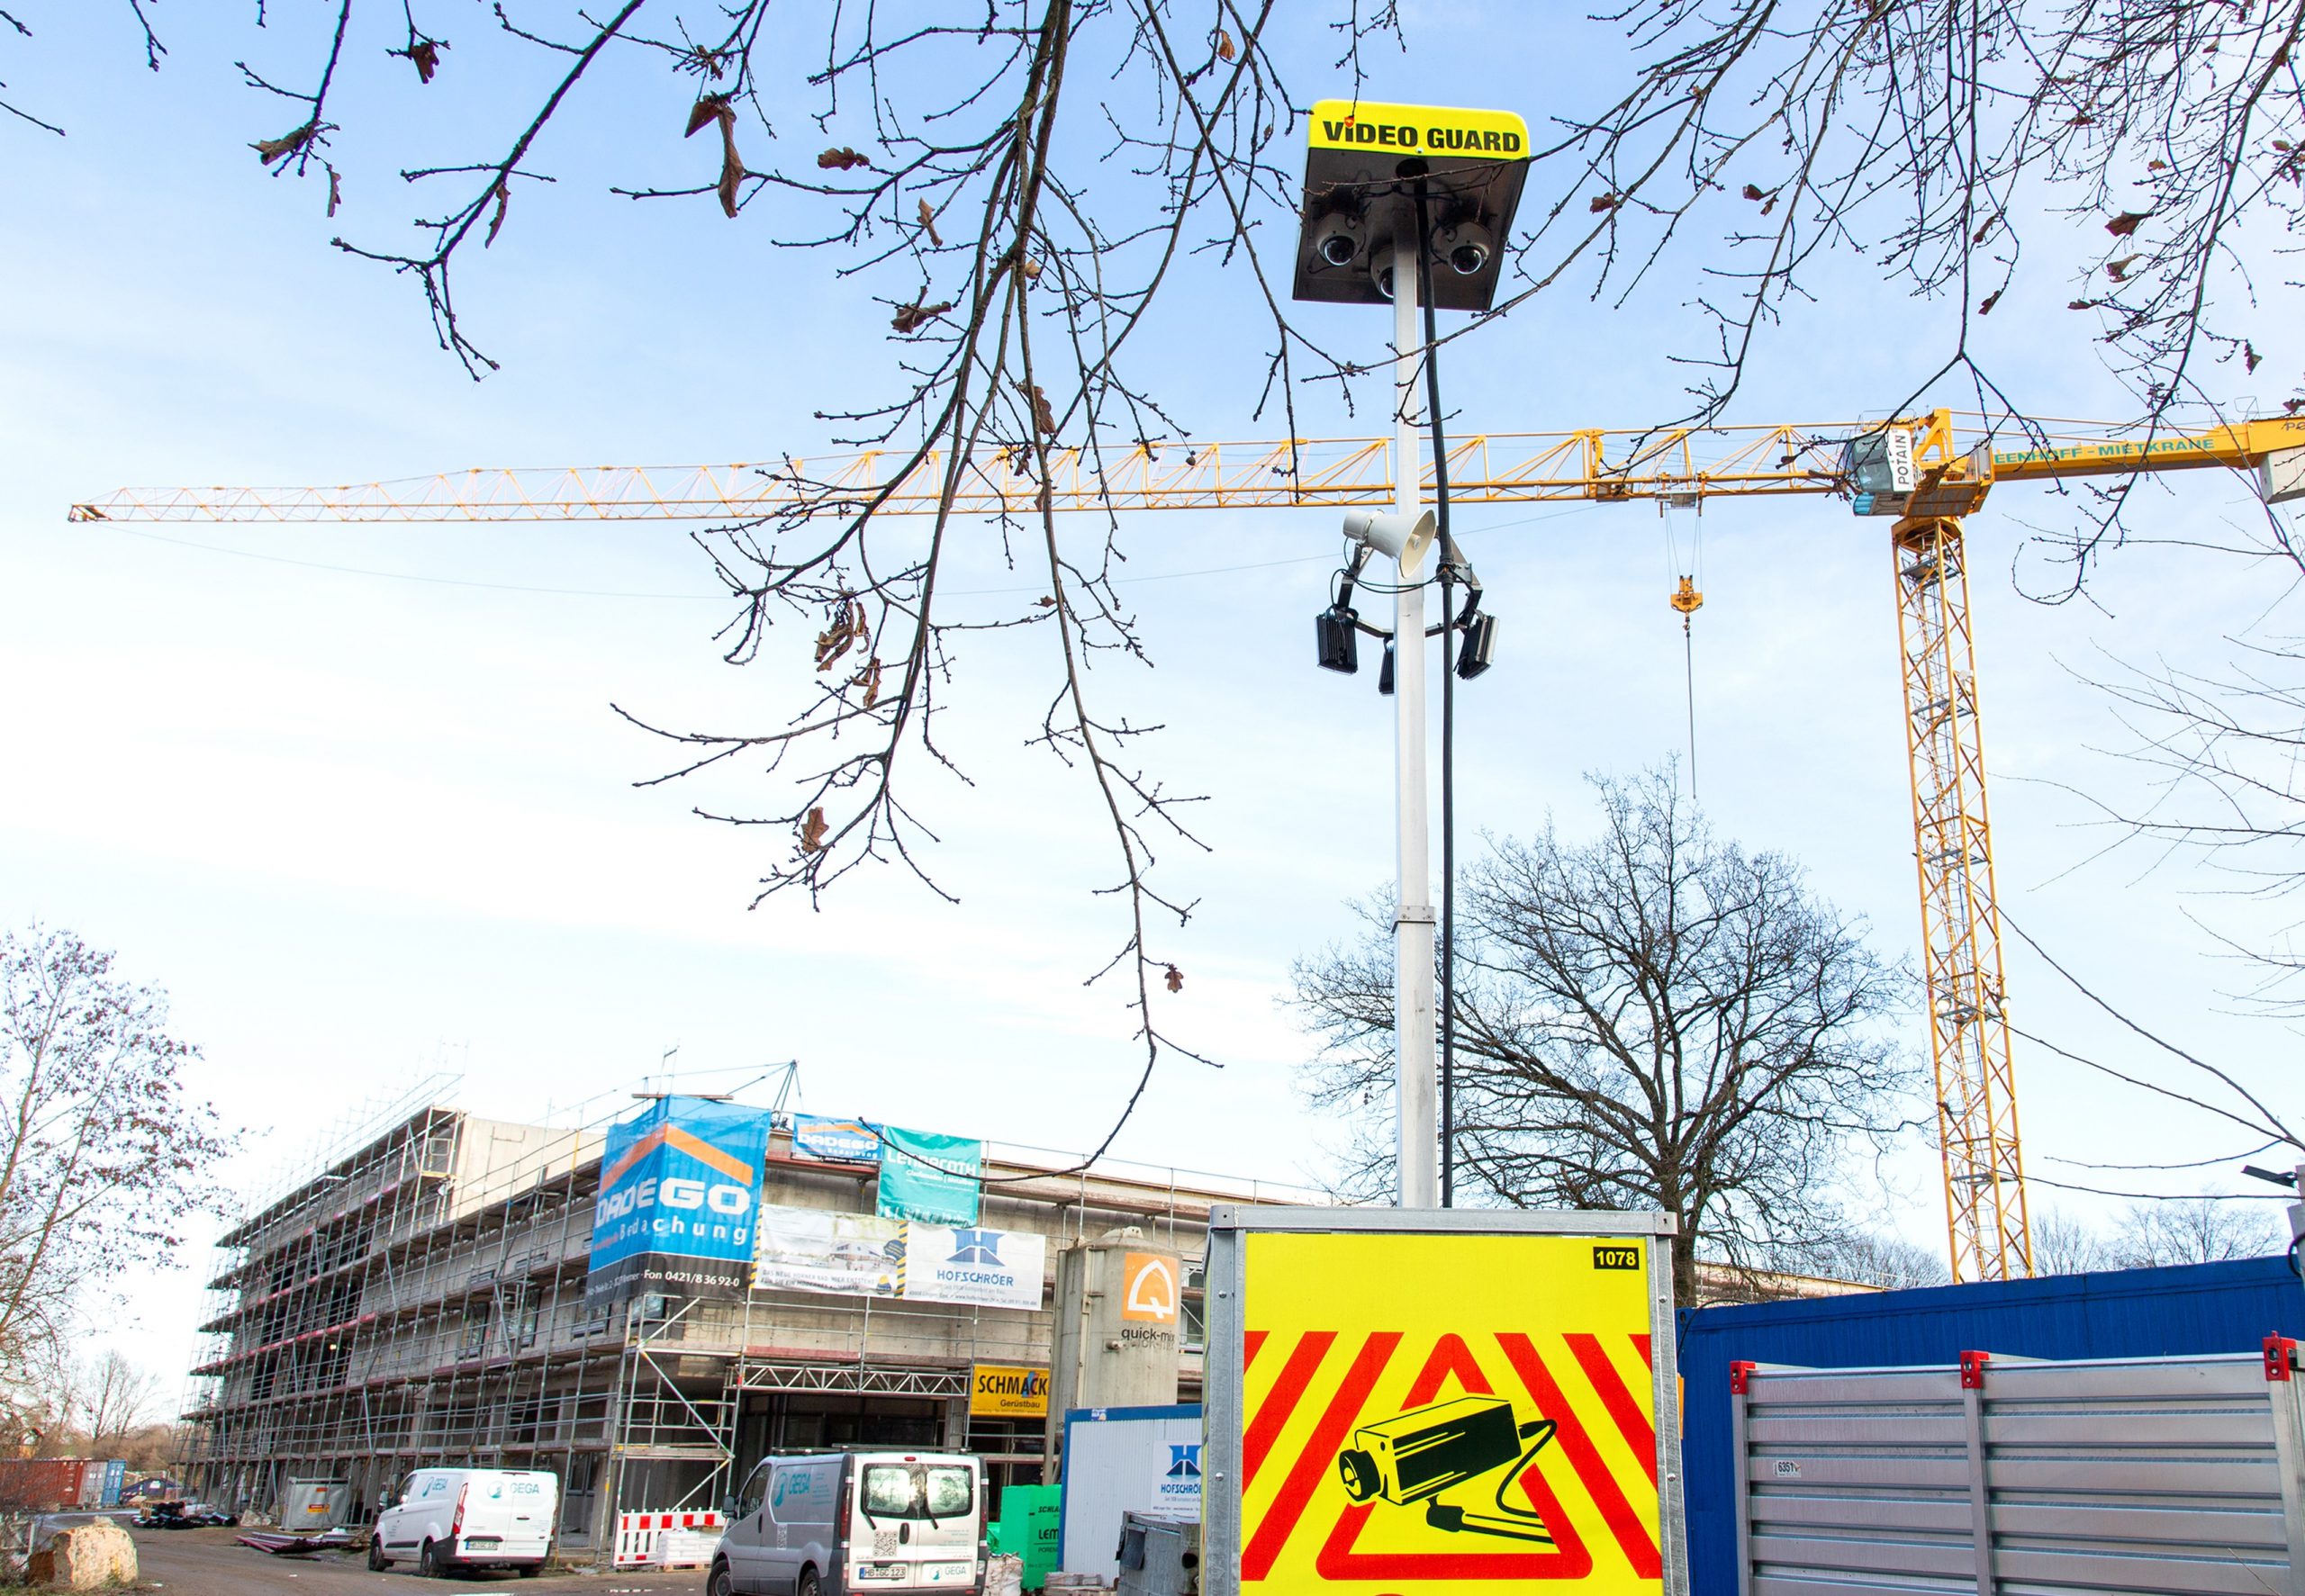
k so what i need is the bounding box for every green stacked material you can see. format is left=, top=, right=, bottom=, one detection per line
left=997, top=1483, right=1062, bottom=1591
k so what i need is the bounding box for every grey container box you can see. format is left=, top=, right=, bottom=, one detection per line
left=1731, top=1346, right=2305, bottom=1596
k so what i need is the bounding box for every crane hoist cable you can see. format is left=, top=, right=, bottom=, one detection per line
left=1663, top=505, right=1704, bottom=798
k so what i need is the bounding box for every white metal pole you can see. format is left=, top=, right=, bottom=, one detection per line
left=1391, top=237, right=1439, bottom=1210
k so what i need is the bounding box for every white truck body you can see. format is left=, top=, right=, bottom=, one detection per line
left=713, top=1450, right=985, bottom=1596
left=371, top=1466, right=557, bottom=1576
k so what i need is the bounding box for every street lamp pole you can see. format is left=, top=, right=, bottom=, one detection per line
left=1389, top=236, right=1440, bottom=1210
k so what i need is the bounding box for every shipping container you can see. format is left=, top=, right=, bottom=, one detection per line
left=1727, top=1348, right=2305, bottom=1595
left=76, top=1459, right=105, bottom=1508
left=100, top=1459, right=125, bottom=1507
left=1677, top=1254, right=2305, bottom=1596
left=0, top=1457, right=93, bottom=1512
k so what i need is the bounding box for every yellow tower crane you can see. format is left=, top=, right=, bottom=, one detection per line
left=71, top=410, right=2305, bottom=1282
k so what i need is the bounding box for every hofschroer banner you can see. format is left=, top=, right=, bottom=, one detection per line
left=754, top=1203, right=1045, bottom=1310
left=587, top=1096, right=773, bottom=1307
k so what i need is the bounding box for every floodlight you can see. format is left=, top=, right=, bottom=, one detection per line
left=1454, top=612, right=1496, bottom=680
left=1316, top=607, right=1360, bottom=673
left=1342, top=508, right=1437, bottom=572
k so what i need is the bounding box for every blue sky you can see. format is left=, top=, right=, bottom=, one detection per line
left=5, top=4, right=2300, bottom=1390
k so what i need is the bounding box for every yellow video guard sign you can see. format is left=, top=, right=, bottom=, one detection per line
left=1238, top=1231, right=1661, bottom=1596
left=1306, top=100, right=1529, bottom=161
left=970, top=1362, right=1052, bottom=1419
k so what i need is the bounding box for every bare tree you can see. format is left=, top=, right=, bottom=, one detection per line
left=1293, top=768, right=1919, bottom=1302
left=74, top=1350, right=157, bottom=1455
left=14, top=3, right=2304, bottom=1144
left=1780, top=1230, right=1950, bottom=1292
left=0, top=927, right=230, bottom=1421
left=2059, top=636, right=2305, bottom=1011
left=2105, top=1193, right=2286, bottom=1267
left=2028, top=1205, right=2115, bottom=1276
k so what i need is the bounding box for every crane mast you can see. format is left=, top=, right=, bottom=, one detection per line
left=70, top=410, right=2305, bottom=1284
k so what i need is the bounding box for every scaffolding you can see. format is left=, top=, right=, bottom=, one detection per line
left=179, top=1085, right=1313, bottom=1553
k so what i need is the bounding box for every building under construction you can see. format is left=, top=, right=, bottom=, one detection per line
left=179, top=1087, right=1301, bottom=1554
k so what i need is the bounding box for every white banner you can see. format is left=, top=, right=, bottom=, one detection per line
left=751, top=1206, right=1045, bottom=1310
left=754, top=1207, right=903, bottom=1297
left=904, top=1224, right=1048, bottom=1310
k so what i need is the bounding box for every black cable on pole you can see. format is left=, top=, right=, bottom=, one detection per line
left=1414, top=178, right=1458, bottom=1210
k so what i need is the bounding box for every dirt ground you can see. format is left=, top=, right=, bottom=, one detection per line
left=128, top=1526, right=710, bottom=1594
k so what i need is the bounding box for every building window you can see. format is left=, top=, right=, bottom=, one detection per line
left=1180, top=1259, right=1207, bottom=1352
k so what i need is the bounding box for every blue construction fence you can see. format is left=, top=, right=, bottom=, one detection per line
left=1675, top=1254, right=2305, bottom=1595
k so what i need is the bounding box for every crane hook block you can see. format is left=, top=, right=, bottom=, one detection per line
left=1669, top=576, right=1704, bottom=616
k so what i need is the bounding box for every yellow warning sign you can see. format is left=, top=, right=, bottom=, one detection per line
left=1239, top=1231, right=1660, bottom=1595
left=1306, top=100, right=1529, bottom=162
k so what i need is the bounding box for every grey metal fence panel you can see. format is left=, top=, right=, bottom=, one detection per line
left=1732, top=1351, right=2305, bottom=1596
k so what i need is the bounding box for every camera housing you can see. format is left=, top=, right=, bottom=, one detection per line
left=1335, top=1396, right=1523, bottom=1506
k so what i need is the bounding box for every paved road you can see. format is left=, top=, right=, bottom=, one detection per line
left=131, top=1527, right=710, bottom=1593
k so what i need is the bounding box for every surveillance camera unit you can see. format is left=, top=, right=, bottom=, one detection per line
left=1431, top=221, right=1494, bottom=277
left=1311, top=211, right=1365, bottom=268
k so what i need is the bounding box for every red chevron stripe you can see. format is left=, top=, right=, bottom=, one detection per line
left=1567, top=1333, right=1657, bottom=1486
left=1243, top=1331, right=1333, bottom=1492
left=1498, top=1333, right=1660, bottom=1579
left=1240, top=1331, right=1398, bottom=1581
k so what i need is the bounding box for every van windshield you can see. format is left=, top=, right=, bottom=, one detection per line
left=859, top=1464, right=972, bottom=1521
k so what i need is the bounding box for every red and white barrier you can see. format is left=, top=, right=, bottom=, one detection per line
left=612, top=1509, right=726, bottom=1567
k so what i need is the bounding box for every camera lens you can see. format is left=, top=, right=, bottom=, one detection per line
left=1449, top=241, right=1489, bottom=275
left=1319, top=232, right=1357, bottom=267
left=1337, top=1448, right=1380, bottom=1503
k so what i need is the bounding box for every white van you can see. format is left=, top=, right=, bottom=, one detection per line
left=368, top=1466, right=558, bottom=1578
left=711, top=1450, right=984, bottom=1596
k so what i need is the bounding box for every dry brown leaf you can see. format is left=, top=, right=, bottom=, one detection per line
left=2246, top=340, right=2263, bottom=374
left=818, top=147, right=871, bottom=170
left=1019, top=255, right=1043, bottom=281
left=485, top=180, right=510, bottom=247
left=1214, top=29, right=1235, bottom=61
left=854, top=656, right=883, bottom=709
left=1035, top=595, right=1057, bottom=608
left=1740, top=183, right=1766, bottom=201
left=252, top=124, right=315, bottom=165
left=326, top=166, right=342, bottom=218
left=402, top=39, right=443, bottom=83
left=2105, top=210, right=2149, bottom=237
left=2066, top=299, right=2095, bottom=311
left=1163, top=964, right=1184, bottom=994
left=2286, top=399, right=2305, bottom=416
left=815, top=599, right=867, bottom=672
left=917, top=197, right=943, bottom=248
left=800, top=807, right=829, bottom=853
left=2106, top=253, right=2140, bottom=280
left=890, top=297, right=954, bottom=334
left=1589, top=193, right=1619, bottom=212
left=717, top=132, right=744, bottom=219
left=2148, top=157, right=2170, bottom=168
left=1018, top=382, right=1056, bottom=436
left=1977, top=289, right=2001, bottom=315
left=686, top=95, right=733, bottom=137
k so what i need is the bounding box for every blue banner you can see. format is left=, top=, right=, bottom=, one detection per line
left=792, top=1113, right=882, bottom=1164
left=876, top=1125, right=982, bottom=1226
left=587, top=1096, right=773, bottom=1306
